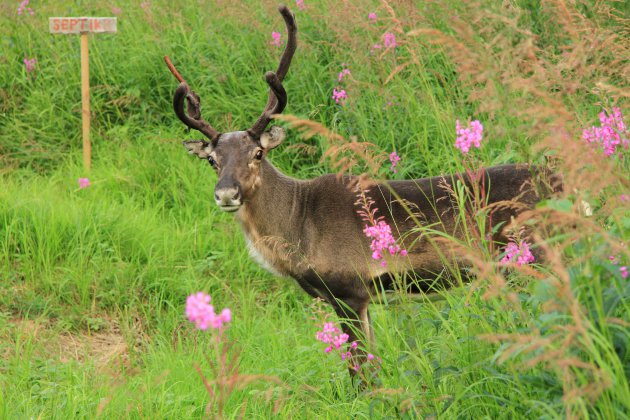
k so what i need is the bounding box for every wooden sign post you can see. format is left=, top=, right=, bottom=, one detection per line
left=50, top=17, right=117, bottom=170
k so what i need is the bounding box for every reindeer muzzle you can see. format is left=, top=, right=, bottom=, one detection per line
left=214, top=185, right=242, bottom=212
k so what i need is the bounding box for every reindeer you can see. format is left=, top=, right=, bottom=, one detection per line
left=165, top=6, right=560, bottom=377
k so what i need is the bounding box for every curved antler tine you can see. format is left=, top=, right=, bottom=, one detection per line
left=266, top=71, right=287, bottom=114
left=164, top=55, right=185, bottom=83
left=249, top=72, right=287, bottom=136
left=173, top=83, right=220, bottom=141
left=166, top=56, right=220, bottom=141
left=275, top=5, right=297, bottom=82
left=186, top=90, right=202, bottom=120
left=249, top=5, right=297, bottom=137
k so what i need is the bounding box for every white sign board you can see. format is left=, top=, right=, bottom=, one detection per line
left=49, top=17, right=117, bottom=34
left=48, top=17, right=117, bottom=169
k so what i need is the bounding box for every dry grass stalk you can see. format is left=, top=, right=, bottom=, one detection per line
left=274, top=114, right=387, bottom=176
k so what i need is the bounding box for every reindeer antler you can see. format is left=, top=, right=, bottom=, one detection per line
left=165, top=6, right=296, bottom=142
left=173, top=83, right=220, bottom=141
left=165, top=55, right=220, bottom=141
left=164, top=55, right=185, bottom=84
left=249, top=5, right=297, bottom=138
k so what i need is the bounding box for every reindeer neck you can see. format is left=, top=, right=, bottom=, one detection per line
left=237, top=159, right=302, bottom=239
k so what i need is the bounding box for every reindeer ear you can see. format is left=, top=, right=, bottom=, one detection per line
left=183, top=140, right=212, bottom=159
left=259, top=126, right=285, bottom=150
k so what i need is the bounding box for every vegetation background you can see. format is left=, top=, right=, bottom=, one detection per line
left=1, top=0, right=628, bottom=418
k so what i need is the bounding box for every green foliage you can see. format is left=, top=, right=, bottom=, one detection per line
left=0, top=0, right=628, bottom=418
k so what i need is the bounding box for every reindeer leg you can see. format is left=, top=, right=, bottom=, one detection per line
left=301, top=271, right=375, bottom=384
left=364, top=307, right=375, bottom=346
left=327, top=295, right=374, bottom=385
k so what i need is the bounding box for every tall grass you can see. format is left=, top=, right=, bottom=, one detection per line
left=1, top=0, right=628, bottom=418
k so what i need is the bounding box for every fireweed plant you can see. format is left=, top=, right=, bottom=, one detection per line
left=332, top=65, right=350, bottom=105
left=358, top=140, right=405, bottom=268
left=388, top=151, right=400, bottom=173
left=455, top=119, right=536, bottom=265
left=582, top=107, right=628, bottom=158
left=185, top=293, right=287, bottom=417
left=456, top=120, right=539, bottom=267
left=77, top=177, right=90, bottom=189
left=354, top=185, right=407, bottom=268
left=23, top=57, right=36, bottom=73
left=17, top=0, right=34, bottom=16
left=310, top=299, right=382, bottom=384
left=270, top=31, right=282, bottom=47
left=185, top=292, right=235, bottom=416
left=315, top=321, right=382, bottom=374
left=450, top=119, right=496, bottom=253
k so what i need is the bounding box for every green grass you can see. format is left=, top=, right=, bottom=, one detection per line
left=1, top=0, right=629, bottom=418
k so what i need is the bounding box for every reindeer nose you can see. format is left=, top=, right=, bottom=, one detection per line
left=214, top=186, right=242, bottom=210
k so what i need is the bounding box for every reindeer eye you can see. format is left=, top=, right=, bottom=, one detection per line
left=207, top=156, right=216, bottom=167
left=255, top=150, right=264, bottom=160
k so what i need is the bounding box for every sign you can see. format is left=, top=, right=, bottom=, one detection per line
left=50, top=17, right=117, bottom=170
left=49, top=17, right=117, bottom=34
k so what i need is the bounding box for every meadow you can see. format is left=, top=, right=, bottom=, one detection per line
left=1, top=0, right=629, bottom=418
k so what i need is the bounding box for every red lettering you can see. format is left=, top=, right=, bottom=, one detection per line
left=50, top=16, right=117, bottom=34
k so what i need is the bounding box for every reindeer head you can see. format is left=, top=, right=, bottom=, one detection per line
left=166, top=6, right=297, bottom=212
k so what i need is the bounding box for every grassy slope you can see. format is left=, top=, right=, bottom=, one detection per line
left=1, top=0, right=629, bottom=418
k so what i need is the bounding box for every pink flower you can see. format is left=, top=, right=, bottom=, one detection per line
left=295, top=0, right=306, bottom=11
left=332, top=88, right=347, bottom=104
left=186, top=292, right=232, bottom=330
left=620, top=266, right=628, bottom=279
left=338, top=68, right=351, bottom=82
left=316, top=322, right=351, bottom=359
left=367, top=353, right=374, bottom=361
left=389, top=151, right=401, bottom=173
left=582, top=107, right=628, bottom=157
left=501, top=240, right=535, bottom=266
left=372, top=43, right=382, bottom=50
left=78, top=178, right=90, bottom=189
left=364, top=220, right=407, bottom=266
left=219, top=308, right=231, bottom=323
left=383, top=32, right=397, bottom=49
left=270, top=31, right=282, bottom=47
left=111, top=6, right=122, bottom=15
left=23, top=57, right=36, bottom=73
left=455, top=119, right=484, bottom=154
left=186, top=292, right=213, bottom=330
left=609, top=255, right=619, bottom=265
left=368, top=12, right=377, bottom=21
left=17, top=0, right=34, bottom=15
left=620, top=194, right=629, bottom=203
left=315, top=323, right=372, bottom=365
